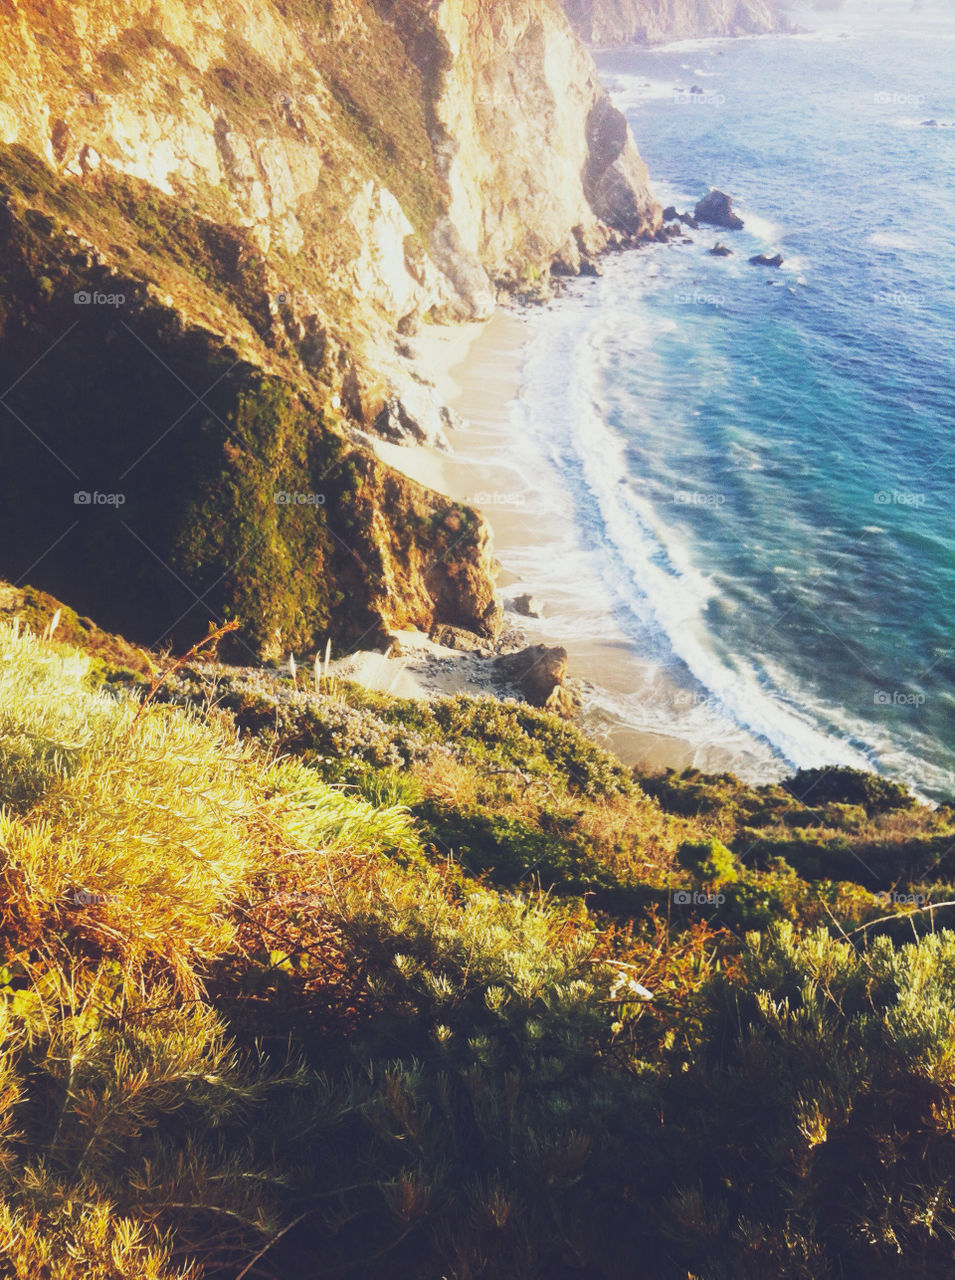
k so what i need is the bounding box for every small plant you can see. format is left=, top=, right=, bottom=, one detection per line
left=676, top=836, right=738, bottom=887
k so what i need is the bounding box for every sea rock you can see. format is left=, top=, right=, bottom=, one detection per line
left=429, top=624, right=488, bottom=653
left=510, top=593, right=544, bottom=619
left=663, top=205, right=679, bottom=221
left=920, top=119, right=939, bottom=127
left=690, top=85, right=704, bottom=94
left=495, top=644, right=579, bottom=717
left=709, top=242, right=733, bottom=256
left=695, top=190, right=744, bottom=231
left=749, top=253, right=784, bottom=267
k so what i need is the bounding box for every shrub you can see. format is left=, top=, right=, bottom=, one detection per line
left=676, top=837, right=738, bottom=888
left=657, top=925, right=955, bottom=1278
left=785, top=766, right=915, bottom=815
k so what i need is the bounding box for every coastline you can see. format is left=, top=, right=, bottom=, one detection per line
left=375, top=309, right=728, bottom=778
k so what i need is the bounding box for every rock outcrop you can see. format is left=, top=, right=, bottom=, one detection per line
left=695, top=190, right=745, bottom=230
left=562, top=0, right=794, bottom=45
left=496, top=644, right=580, bottom=717
left=0, top=0, right=658, bottom=657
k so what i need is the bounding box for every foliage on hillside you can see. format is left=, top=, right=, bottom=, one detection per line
left=0, top=169, right=496, bottom=657
left=2, top=623, right=955, bottom=1278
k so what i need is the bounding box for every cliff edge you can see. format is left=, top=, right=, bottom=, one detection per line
left=562, top=0, right=794, bottom=45
left=0, top=0, right=659, bottom=658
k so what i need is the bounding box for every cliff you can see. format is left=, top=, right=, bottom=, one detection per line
left=562, top=0, right=794, bottom=45
left=0, top=0, right=659, bottom=658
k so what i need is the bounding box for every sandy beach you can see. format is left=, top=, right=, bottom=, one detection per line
left=366, top=310, right=712, bottom=776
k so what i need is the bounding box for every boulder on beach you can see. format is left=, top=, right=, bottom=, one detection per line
left=510, top=592, right=544, bottom=619
left=695, top=190, right=744, bottom=231
left=709, top=242, right=733, bottom=256
left=429, top=624, right=488, bottom=653
left=749, top=252, right=784, bottom=267
left=495, top=644, right=579, bottom=717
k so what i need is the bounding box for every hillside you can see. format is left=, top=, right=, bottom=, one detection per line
left=0, top=0, right=659, bottom=659
left=562, top=0, right=794, bottom=45
left=0, top=593, right=954, bottom=1277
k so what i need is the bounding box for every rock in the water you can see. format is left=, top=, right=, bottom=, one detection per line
left=663, top=205, right=679, bottom=221
left=495, top=644, right=578, bottom=717
left=921, top=119, right=939, bottom=127
left=749, top=252, right=784, bottom=267
left=695, top=189, right=744, bottom=231
left=689, top=85, right=704, bottom=95
left=709, top=242, right=733, bottom=256
left=510, top=592, right=544, bottom=619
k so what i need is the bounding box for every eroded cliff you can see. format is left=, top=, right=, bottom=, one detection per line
left=0, top=0, right=659, bottom=657
left=562, top=0, right=793, bottom=45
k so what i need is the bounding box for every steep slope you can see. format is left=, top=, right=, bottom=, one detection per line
left=563, top=0, right=793, bottom=45
left=0, top=0, right=659, bottom=658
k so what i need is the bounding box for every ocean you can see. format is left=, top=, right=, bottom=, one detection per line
left=494, top=0, right=955, bottom=799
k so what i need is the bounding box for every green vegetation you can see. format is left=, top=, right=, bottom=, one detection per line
left=0, top=158, right=491, bottom=657
left=3, top=617, right=954, bottom=1276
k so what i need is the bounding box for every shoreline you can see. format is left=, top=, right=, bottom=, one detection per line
left=375, top=308, right=724, bottom=777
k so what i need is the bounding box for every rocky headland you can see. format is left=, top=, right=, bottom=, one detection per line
left=561, top=0, right=795, bottom=46
left=0, top=0, right=660, bottom=662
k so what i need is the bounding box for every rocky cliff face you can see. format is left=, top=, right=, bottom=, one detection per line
left=562, top=0, right=793, bottom=45
left=0, top=0, right=658, bottom=657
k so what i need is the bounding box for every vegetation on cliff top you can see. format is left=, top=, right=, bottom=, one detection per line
left=1, top=611, right=954, bottom=1279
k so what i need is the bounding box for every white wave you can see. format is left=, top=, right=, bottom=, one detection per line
left=490, top=260, right=949, bottom=798
left=739, top=210, right=785, bottom=245
left=521, top=314, right=871, bottom=774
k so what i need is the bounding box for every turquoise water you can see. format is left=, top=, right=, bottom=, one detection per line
left=516, top=0, right=955, bottom=797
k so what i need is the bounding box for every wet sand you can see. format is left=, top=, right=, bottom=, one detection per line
left=374, top=312, right=703, bottom=776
